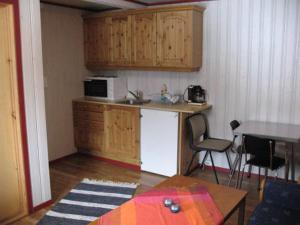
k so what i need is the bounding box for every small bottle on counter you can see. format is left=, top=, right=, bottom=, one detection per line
left=161, top=84, right=168, bottom=103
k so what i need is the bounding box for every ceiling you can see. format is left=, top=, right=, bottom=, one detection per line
left=125, top=0, right=208, bottom=6
left=40, top=0, right=207, bottom=11
left=40, top=0, right=117, bottom=12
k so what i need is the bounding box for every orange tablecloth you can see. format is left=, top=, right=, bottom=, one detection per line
left=89, top=186, right=223, bottom=225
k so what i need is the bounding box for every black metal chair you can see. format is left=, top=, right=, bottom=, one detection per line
left=238, top=135, right=287, bottom=190
left=227, top=120, right=253, bottom=187
left=227, top=120, right=242, bottom=186
left=184, top=113, right=232, bottom=184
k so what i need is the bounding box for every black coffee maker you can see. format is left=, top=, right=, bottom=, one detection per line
left=188, top=85, right=206, bottom=103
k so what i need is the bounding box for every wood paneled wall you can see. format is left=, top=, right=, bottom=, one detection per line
left=98, top=0, right=300, bottom=178
left=41, top=4, right=91, bottom=161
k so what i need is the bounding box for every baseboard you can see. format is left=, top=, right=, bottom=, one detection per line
left=202, top=164, right=286, bottom=180
left=49, top=152, right=77, bottom=163
left=86, top=154, right=141, bottom=171
left=32, top=199, right=53, bottom=212
left=203, top=164, right=231, bottom=173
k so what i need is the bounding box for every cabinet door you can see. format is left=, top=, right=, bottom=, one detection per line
left=84, top=17, right=112, bottom=67
left=84, top=18, right=98, bottom=66
left=73, top=102, right=104, bottom=152
left=104, top=105, right=140, bottom=165
left=157, top=10, right=192, bottom=67
left=141, top=109, right=178, bottom=176
left=74, top=126, right=104, bottom=151
left=110, top=15, right=132, bottom=66
left=132, top=13, right=156, bottom=67
left=0, top=4, right=27, bottom=223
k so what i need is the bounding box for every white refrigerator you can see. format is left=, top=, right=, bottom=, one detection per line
left=140, top=109, right=178, bottom=176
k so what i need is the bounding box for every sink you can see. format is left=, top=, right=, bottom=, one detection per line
left=117, top=99, right=151, bottom=105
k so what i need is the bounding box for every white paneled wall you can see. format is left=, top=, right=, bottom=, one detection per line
left=98, top=0, right=300, bottom=178
left=19, top=0, right=51, bottom=207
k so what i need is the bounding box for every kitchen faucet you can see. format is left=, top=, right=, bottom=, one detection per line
left=129, top=90, right=143, bottom=101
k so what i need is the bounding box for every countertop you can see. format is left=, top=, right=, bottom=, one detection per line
left=73, top=98, right=212, bottom=114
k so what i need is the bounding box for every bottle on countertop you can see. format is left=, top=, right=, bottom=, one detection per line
left=161, top=84, right=168, bottom=103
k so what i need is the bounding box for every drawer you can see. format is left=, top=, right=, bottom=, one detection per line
left=73, top=111, right=104, bottom=122
left=73, top=101, right=104, bottom=112
left=74, top=120, right=104, bottom=131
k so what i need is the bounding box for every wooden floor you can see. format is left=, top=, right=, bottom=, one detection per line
left=12, top=154, right=260, bottom=225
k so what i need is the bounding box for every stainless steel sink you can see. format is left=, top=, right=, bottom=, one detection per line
left=117, top=99, right=151, bottom=105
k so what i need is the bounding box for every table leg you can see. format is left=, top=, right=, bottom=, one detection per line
left=285, top=145, right=289, bottom=182
left=291, top=144, right=295, bottom=181
left=238, top=198, right=246, bottom=225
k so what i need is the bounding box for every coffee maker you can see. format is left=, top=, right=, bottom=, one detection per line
left=187, top=85, right=206, bottom=104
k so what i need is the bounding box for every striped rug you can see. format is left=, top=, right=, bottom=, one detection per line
left=37, top=179, right=137, bottom=225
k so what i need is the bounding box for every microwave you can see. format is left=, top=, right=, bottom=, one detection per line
left=84, top=76, right=127, bottom=101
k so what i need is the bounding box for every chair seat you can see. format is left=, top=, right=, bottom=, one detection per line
left=247, top=202, right=300, bottom=225
left=247, top=156, right=285, bottom=170
left=195, top=138, right=232, bottom=152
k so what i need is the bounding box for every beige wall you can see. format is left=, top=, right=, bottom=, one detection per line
left=41, top=4, right=90, bottom=161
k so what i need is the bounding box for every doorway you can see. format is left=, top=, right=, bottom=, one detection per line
left=0, top=1, right=31, bottom=223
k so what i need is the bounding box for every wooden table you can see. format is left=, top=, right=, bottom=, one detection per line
left=155, top=175, right=247, bottom=225
left=234, top=120, right=300, bottom=181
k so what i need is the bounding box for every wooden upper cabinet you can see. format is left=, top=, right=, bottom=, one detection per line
left=83, top=5, right=204, bottom=71
left=84, top=18, right=98, bottom=66
left=110, top=15, right=132, bottom=66
left=84, top=17, right=112, bottom=67
left=157, top=11, right=192, bottom=68
left=131, top=13, right=156, bottom=67
left=157, top=9, right=203, bottom=69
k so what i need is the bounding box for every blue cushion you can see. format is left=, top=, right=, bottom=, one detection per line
left=247, top=203, right=300, bottom=225
left=264, top=180, right=300, bottom=212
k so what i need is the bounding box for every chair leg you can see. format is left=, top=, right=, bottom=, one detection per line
left=235, top=152, right=243, bottom=189
left=199, top=151, right=208, bottom=170
left=247, top=165, right=252, bottom=178
left=264, top=168, right=268, bottom=179
left=228, top=153, right=240, bottom=186
left=239, top=164, right=246, bottom=189
left=184, top=151, right=199, bottom=176
left=225, top=151, right=232, bottom=172
left=209, top=151, right=219, bottom=184
left=230, top=153, right=239, bottom=175
left=285, top=158, right=289, bottom=182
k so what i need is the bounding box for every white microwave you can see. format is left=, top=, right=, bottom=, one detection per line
left=84, top=76, right=127, bottom=101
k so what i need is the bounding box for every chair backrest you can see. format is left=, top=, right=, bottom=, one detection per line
left=243, top=135, right=275, bottom=160
left=230, top=120, right=240, bottom=131
left=186, top=113, right=208, bottom=148
left=230, top=120, right=240, bottom=145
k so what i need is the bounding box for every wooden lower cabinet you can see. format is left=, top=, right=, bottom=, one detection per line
left=73, top=101, right=105, bottom=152
left=73, top=101, right=200, bottom=173
left=73, top=101, right=140, bottom=166
left=104, top=105, right=140, bottom=165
